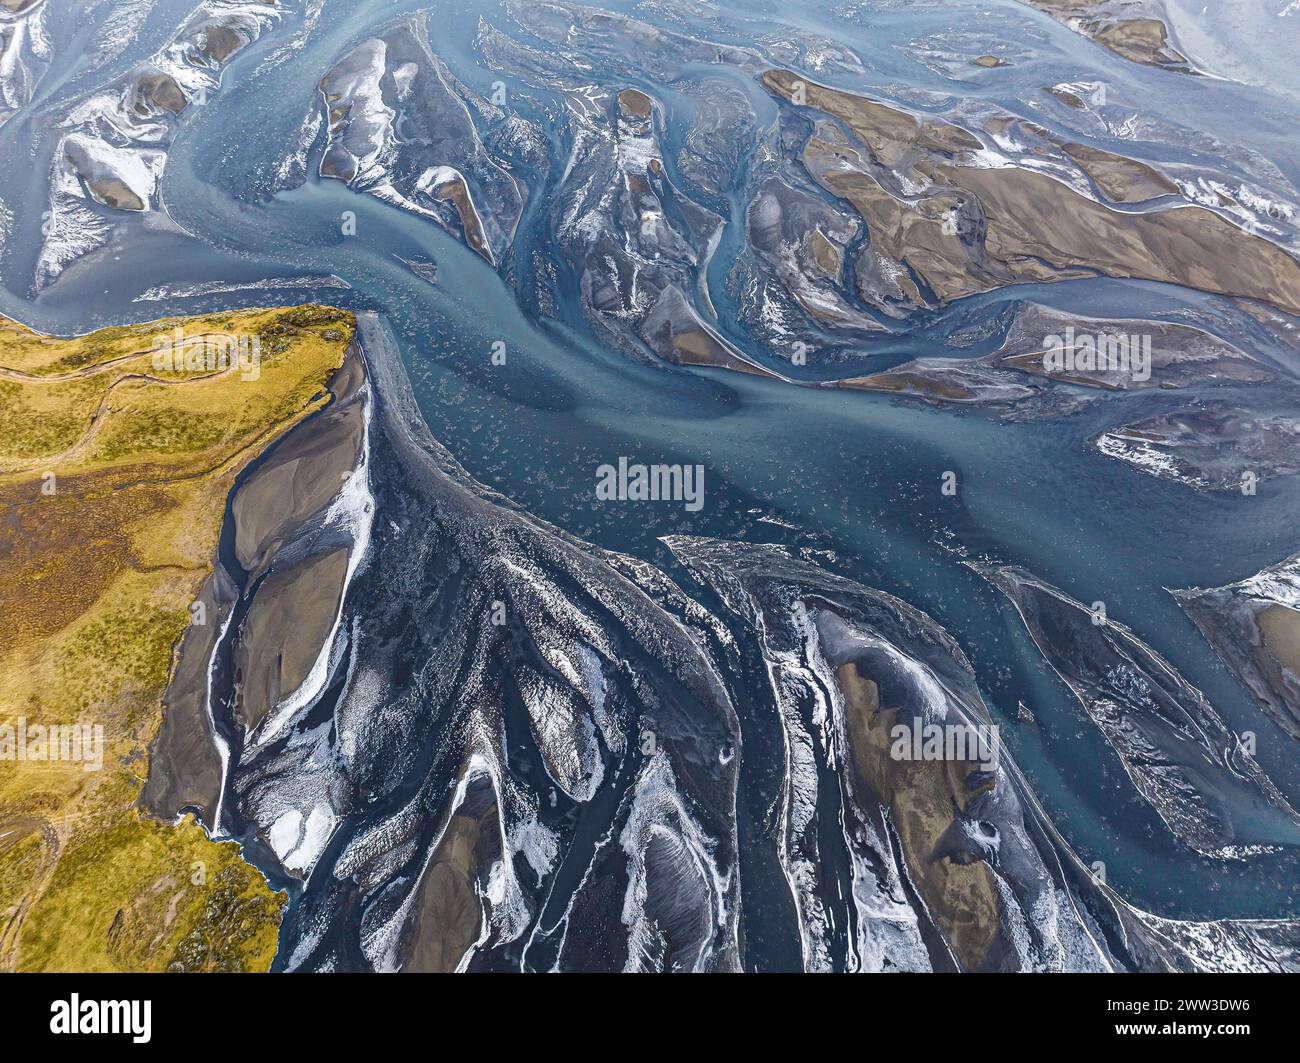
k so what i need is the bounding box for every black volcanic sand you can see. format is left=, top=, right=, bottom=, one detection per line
left=142, top=347, right=366, bottom=826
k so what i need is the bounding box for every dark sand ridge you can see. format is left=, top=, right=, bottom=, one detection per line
left=233, top=350, right=365, bottom=579
left=836, top=661, right=1000, bottom=970
left=763, top=70, right=1300, bottom=315
left=317, top=22, right=525, bottom=268
left=820, top=302, right=1272, bottom=402
left=138, top=565, right=236, bottom=827
left=993, top=304, right=1276, bottom=386
left=1092, top=404, right=1300, bottom=491
left=233, top=546, right=351, bottom=734
left=143, top=349, right=366, bottom=824
left=401, top=770, right=502, bottom=972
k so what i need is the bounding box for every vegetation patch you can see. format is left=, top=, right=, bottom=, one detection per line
left=0, top=305, right=353, bottom=971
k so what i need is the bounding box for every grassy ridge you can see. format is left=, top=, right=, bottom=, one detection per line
left=0, top=305, right=354, bottom=971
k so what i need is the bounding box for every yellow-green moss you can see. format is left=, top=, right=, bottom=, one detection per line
left=0, top=304, right=352, bottom=972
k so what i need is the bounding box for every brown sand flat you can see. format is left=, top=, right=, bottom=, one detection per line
left=135, top=73, right=187, bottom=114
left=618, top=88, right=653, bottom=118
left=1259, top=605, right=1300, bottom=680
left=836, top=371, right=979, bottom=401
left=671, top=330, right=783, bottom=379
left=950, top=163, right=1300, bottom=313
left=768, top=68, right=1300, bottom=313
left=809, top=228, right=842, bottom=277
left=764, top=68, right=981, bottom=166
left=87, top=178, right=146, bottom=212
left=1061, top=142, right=1178, bottom=203
left=1093, top=17, right=1184, bottom=67
left=836, top=662, right=999, bottom=970
left=434, top=176, right=493, bottom=263
left=403, top=777, right=501, bottom=972
left=1020, top=3, right=1187, bottom=69
left=815, top=159, right=987, bottom=303
left=202, top=25, right=243, bottom=63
